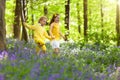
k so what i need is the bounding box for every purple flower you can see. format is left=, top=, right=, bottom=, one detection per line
left=78, top=71, right=82, bottom=77
left=88, top=77, right=93, bottom=80
left=1, top=50, right=8, bottom=55
left=101, top=74, right=105, bottom=80
left=59, top=67, right=65, bottom=73
left=0, top=74, right=4, bottom=80
left=0, top=50, right=8, bottom=60
left=48, top=73, right=60, bottom=80
left=24, top=47, right=28, bottom=50
left=11, top=62, right=16, bottom=67
left=48, top=77, right=55, bottom=80
left=9, top=54, right=17, bottom=61
left=0, top=55, right=3, bottom=60
left=30, top=63, right=40, bottom=78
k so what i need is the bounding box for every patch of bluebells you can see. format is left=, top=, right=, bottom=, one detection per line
left=30, top=63, right=40, bottom=79
left=0, top=39, right=119, bottom=80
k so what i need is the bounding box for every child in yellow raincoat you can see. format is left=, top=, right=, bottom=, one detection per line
left=24, top=16, right=54, bottom=55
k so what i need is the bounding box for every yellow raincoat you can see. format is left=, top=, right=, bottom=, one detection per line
left=24, top=23, right=52, bottom=53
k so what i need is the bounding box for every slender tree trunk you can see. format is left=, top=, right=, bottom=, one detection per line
left=77, top=2, right=81, bottom=34
left=44, top=4, right=48, bottom=26
left=100, top=0, right=104, bottom=40
left=43, top=0, right=48, bottom=16
left=21, top=0, right=28, bottom=42
left=44, top=4, right=48, bottom=16
left=13, top=0, right=21, bottom=40
left=116, top=0, right=120, bottom=46
left=65, top=0, right=70, bottom=30
left=31, top=2, right=34, bottom=25
left=0, top=0, right=6, bottom=50
left=30, top=14, right=34, bottom=38
left=31, top=14, right=34, bottom=25
left=30, top=0, right=34, bottom=38
left=83, top=0, right=88, bottom=41
left=88, top=8, right=92, bottom=33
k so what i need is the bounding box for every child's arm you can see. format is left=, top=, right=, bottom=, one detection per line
left=44, top=31, right=54, bottom=40
left=49, top=23, right=54, bottom=38
left=23, top=22, right=36, bottom=30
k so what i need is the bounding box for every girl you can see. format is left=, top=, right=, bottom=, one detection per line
left=49, top=14, right=65, bottom=54
left=24, top=16, right=54, bottom=55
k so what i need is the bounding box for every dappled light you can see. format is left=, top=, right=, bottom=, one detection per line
left=109, top=0, right=116, bottom=3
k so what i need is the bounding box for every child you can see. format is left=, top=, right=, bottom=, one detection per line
left=49, top=14, right=65, bottom=54
left=23, top=16, right=54, bottom=55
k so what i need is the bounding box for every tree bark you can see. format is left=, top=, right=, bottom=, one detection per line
left=77, top=2, right=81, bottom=33
left=0, top=0, right=6, bottom=50
left=30, top=0, right=34, bottom=38
left=65, top=0, right=70, bottom=30
left=100, top=0, right=104, bottom=40
left=116, top=0, right=120, bottom=46
left=21, top=0, right=28, bottom=42
left=83, top=0, right=88, bottom=41
left=44, top=5, right=48, bottom=16
left=13, top=0, right=21, bottom=40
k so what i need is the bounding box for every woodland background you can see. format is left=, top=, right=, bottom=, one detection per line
left=0, top=0, right=120, bottom=80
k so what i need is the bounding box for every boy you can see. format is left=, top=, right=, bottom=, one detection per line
left=24, top=16, right=54, bottom=55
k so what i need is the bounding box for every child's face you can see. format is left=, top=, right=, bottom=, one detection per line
left=54, top=15, right=60, bottom=22
left=40, top=19, right=47, bottom=26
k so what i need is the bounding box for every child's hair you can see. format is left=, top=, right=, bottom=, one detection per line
left=49, top=13, right=59, bottom=25
left=38, top=16, right=47, bottom=23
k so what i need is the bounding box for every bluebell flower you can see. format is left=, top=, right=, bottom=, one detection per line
left=9, top=54, right=17, bottom=61
left=101, top=74, right=105, bottom=80
left=59, top=67, right=65, bottom=73
left=30, top=63, right=40, bottom=79
left=89, top=77, right=93, bottom=80
left=0, top=74, right=4, bottom=80
left=78, top=71, right=82, bottom=77
left=48, top=73, right=60, bottom=80
left=0, top=50, right=8, bottom=60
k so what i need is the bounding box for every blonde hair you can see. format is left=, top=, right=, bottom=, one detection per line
left=38, top=16, right=47, bottom=23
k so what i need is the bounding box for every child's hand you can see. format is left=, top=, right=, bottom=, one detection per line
left=63, top=36, right=66, bottom=41
left=51, top=36, right=55, bottom=39
left=63, top=35, right=68, bottom=41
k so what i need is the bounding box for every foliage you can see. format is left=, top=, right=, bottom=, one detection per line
left=5, top=0, right=118, bottom=46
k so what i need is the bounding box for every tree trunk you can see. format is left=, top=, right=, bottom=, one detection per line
left=43, top=0, right=48, bottom=16
left=44, top=4, right=48, bottom=26
left=88, top=8, right=92, bottom=33
left=0, top=0, right=6, bottom=50
left=116, top=0, right=120, bottom=46
left=29, top=0, right=34, bottom=38
left=83, top=0, right=88, bottom=41
left=44, top=5, right=48, bottom=16
left=77, top=2, right=81, bottom=33
left=21, top=0, right=28, bottom=42
left=65, top=0, right=70, bottom=30
left=13, top=0, right=21, bottom=40
left=100, top=0, right=104, bottom=40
